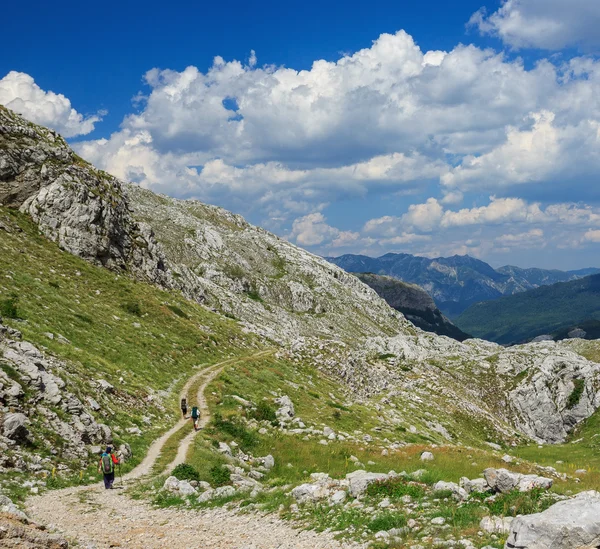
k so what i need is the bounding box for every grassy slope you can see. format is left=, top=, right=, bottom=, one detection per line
left=455, top=275, right=600, bottom=344
left=0, top=207, right=258, bottom=496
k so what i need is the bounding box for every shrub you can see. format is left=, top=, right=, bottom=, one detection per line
left=172, top=463, right=200, bottom=482
left=249, top=401, right=277, bottom=423
left=212, top=413, right=258, bottom=449
left=367, top=512, right=407, bottom=532
left=487, top=488, right=552, bottom=517
left=0, top=296, right=19, bottom=319
left=567, top=379, right=585, bottom=409
left=209, top=464, right=231, bottom=487
left=366, top=478, right=425, bottom=500
left=121, top=300, right=142, bottom=316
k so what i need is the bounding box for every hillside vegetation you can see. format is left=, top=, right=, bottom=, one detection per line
left=3, top=106, right=600, bottom=548
left=456, top=274, right=600, bottom=345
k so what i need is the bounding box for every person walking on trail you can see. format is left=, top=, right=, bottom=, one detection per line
left=181, top=397, right=188, bottom=418
left=191, top=406, right=200, bottom=431
left=98, top=446, right=119, bottom=489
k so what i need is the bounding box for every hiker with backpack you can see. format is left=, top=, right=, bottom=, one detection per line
left=181, top=397, right=188, bottom=418
left=191, top=406, right=200, bottom=431
left=98, top=446, right=119, bottom=489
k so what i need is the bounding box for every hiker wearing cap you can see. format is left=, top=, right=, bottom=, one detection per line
left=98, top=446, right=119, bottom=489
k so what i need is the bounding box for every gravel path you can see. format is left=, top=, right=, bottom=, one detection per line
left=25, top=351, right=361, bottom=548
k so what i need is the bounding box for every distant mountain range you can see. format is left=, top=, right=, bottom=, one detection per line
left=326, top=253, right=600, bottom=317
left=455, top=274, right=600, bottom=345
left=354, top=273, right=471, bottom=341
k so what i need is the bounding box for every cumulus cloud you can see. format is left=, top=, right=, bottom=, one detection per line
left=0, top=71, right=103, bottom=137
left=289, top=213, right=361, bottom=248
left=469, top=0, right=600, bottom=51
left=583, top=229, right=600, bottom=243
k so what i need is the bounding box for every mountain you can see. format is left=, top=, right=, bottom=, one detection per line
left=455, top=274, right=600, bottom=345
left=327, top=253, right=600, bottom=317
left=354, top=273, right=471, bottom=341
left=4, top=105, right=600, bottom=545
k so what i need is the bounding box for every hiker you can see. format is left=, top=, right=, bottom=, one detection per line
left=191, top=406, right=200, bottom=431
left=181, top=397, right=188, bottom=418
left=98, top=446, right=119, bottom=489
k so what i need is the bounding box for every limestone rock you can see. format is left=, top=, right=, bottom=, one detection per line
left=346, top=470, right=388, bottom=497
left=484, top=468, right=552, bottom=494
left=2, top=412, right=29, bottom=441
left=433, top=480, right=468, bottom=500
left=505, top=491, right=600, bottom=549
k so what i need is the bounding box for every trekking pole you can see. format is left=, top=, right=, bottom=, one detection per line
left=119, top=461, right=123, bottom=486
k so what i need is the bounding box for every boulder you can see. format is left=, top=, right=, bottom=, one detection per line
left=275, top=395, right=295, bottom=420
left=262, top=454, right=275, bottom=470
left=433, top=481, right=468, bottom=501
left=2, top=413, right=29, bottom=441
left=484, top=468, right=552, bottom=494
left=162, top=476, right=181, bottom=493
left=460, top=477, right=491, bottom=494
left=177, top=480, right=197, bottom=496
left=505, top=491, right=600, bottom=549
left=346, top=470, right=388, bottom=497
left=420, top=451, right=434, bottom=461
left=0, top=494, right=28, bottom=521
left=292, top=483, right=330, bottom=504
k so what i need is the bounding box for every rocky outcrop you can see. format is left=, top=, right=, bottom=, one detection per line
left=503, top=346, right=600, bottom=443
left=0, top=316, right=113, bottom=471
left=0, top=106, right=171, bottom=288
left=354, top=273, right=471, bottom=341
left=483, top=468, right=552, bottom=494
left=505, top=491, right=600, bottom=549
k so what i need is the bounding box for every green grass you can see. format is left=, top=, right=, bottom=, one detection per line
left=0, top=208, right=259, bottom=500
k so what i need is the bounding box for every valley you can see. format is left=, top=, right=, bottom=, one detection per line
left=1, top=105, right=600, bottom=549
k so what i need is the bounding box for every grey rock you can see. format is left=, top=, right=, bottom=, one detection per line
left=2, top=412, right=29, bottom=441
left=420, top=451, right=434, bottom=461
left=433, top=481, right=468, bottom=500
left=505, top=491, right=600, bottom=548
left=346, top=470, right=388, bottom=497
left=484, top=468, right=552, bottom=494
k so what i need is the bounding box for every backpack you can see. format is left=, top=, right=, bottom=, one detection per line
left=191, top=406, right=199, bottom=419
left=101, top=453, right=114, bottom=474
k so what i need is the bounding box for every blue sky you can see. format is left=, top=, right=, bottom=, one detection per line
left=2, top=0, right=600, bottom=269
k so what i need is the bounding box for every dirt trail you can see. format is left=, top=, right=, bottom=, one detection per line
left=25, top=350, right=359, bottom=548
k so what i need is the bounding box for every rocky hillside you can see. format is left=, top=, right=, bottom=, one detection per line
left=2, top=102, right=600, bottom=509
left=327, top=253, right=600, bottom=317
left=456, top=274, right=600, bottom=345
left=353, top=273, right=471, bottom=341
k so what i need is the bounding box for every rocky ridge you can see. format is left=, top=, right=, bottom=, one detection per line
left=354, top=272, right=470, bottom=341
left=327, top=253, right=600, bottom=318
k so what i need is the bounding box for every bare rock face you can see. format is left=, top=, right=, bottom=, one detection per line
left=505, top=491, right=600, bottom=549
left=505, top=348, right=600, bottom=443
left=0, top=106, right=171, bottom=289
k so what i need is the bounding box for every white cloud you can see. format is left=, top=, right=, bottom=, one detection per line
left=495, top=228, right=544, bottom=246
left=583, top=229, right=600, bottom=243
left=0, top=71, right=103, bottom=137
left=469, top=0, right=600, bottom=51
left=289, top=213, right=361, bottom=248
left=442, top=111, right=600, bottom=193
left=402, top=198, right=444, bottom=232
